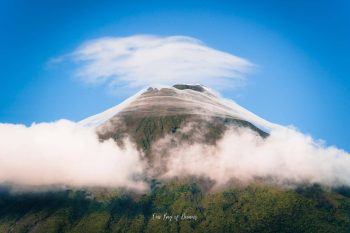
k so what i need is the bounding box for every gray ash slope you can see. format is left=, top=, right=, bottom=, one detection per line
left=80, top=84, right=275, bottom=155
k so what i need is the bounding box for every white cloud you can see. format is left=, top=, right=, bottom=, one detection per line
left=0, top=119, right=349, bottom=190
left=162, top=126, right=350, bottom=188
left=70, top=35, right=254, bottom=89
left=0, top=120, right=145, bottom=190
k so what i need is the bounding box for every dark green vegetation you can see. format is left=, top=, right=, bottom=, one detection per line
left=98, top=115, right=267, bottom=157
left=172, top=84, right=206, bottom=92
left=1, top=181, right=350, bottom=233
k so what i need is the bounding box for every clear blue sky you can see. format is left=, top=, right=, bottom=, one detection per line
left=1, top=0, right=349, bottom=150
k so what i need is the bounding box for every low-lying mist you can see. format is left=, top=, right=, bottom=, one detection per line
left=0, top=119, right=350, bottom=191
left=163, top=126, right=350, bottom=187
left=0, top=120, right=145, bottom=190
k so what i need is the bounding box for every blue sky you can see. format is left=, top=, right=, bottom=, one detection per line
left=1, top=0, right=349, bottom=150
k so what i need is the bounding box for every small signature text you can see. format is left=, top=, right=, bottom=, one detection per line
left=152, top=213, right=198, bottom=222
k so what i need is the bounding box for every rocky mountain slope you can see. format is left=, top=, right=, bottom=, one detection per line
left=81, top=84, right=270, bottom=156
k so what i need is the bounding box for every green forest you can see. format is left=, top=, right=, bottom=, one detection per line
left=1, top=180, right=350, bottom=233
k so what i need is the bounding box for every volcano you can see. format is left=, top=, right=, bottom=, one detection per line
left=1, top=85, right=350, bottom=233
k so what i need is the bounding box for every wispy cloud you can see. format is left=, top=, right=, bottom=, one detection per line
left=67, top=35, right=254, bottom=89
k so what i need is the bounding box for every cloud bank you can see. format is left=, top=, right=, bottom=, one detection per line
left=0, top=118, right=349, bottom=191
left=163, top=126, right=350, bottom=187
left=0, top=120, right=145, bottom=190
left=69, top=35, right=253, bottom=89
